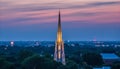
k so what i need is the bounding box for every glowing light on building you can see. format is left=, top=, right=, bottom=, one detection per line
left=11, top=41, right=14, bottom=47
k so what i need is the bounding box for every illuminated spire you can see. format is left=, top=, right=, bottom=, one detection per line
left=54, top=10, right=65, bottom=65
left=57, top=10, right=62, bottom=42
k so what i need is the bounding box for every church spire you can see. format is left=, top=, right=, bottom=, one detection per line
left=54, top=11, right=66, bottom=65
left=57, top=11, right=62, bottom=42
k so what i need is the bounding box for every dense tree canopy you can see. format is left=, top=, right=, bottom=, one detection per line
left=82, top=52, right=104, bottom=66
left=0, top=58, right=15, bottom=69
left=22, top=54, right=62, bottom=69
left=0, top=45, right=119, bottom=69
left=111, top=61, right=120, bottom=69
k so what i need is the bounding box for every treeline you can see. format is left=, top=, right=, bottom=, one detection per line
left=0, top=45, right=120, bottom=69
left=0, top=49, right=90, bottom=69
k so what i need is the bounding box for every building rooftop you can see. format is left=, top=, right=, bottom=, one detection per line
left=100, top=53, right=119, bottom=59
left=93, top=66, right=110, bottom=69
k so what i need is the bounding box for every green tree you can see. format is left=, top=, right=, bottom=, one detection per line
left=111, top=62, right=120, bottom=69
left=82, top=53, right=103, bottom=66
left=18, top=50, right=34, bottom=62
left=22, top=54, right=62, bottom=69
left=65, top=60, right=78, bottom=69
left=0, top=58, right=15, bottom=69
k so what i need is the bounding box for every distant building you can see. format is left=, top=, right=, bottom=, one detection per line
left=93, top=66, right=111, bottom=69
left=35, top=41, right=39, bottom=46
left=10, top=41, right=14, bottom=47
left=100, top=53, right=120, bottom=65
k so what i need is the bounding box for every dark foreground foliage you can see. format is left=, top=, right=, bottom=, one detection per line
left=0, top=45, right=120, bottom=69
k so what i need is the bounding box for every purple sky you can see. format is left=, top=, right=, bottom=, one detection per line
left=0, top=0, right=120, bottom=41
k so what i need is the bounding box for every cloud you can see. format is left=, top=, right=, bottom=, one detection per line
left=0, top=1, right=120, bottom=27
left=88, top=1, right=120, bottom=6
left=1, top=1, right=120, bottom=12
left=63, top=12, right=106, bottom=17
left=68, top=1, right=120, bottom=9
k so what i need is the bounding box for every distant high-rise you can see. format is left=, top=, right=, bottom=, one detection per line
left=54, top=11, right=65, bottom=65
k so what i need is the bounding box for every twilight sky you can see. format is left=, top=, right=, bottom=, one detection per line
left=0, top=0, right=120, bottom=41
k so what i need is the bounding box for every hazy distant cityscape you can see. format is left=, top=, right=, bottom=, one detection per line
left=0, top=41, right=120, bottom=47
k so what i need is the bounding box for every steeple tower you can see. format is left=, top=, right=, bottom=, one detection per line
left=54, top=11, right=66, bottom=65
left=57, top=11, right=62, bottom=42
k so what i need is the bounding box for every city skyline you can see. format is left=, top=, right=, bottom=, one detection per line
left=0, top=0, right=120, bottom=41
